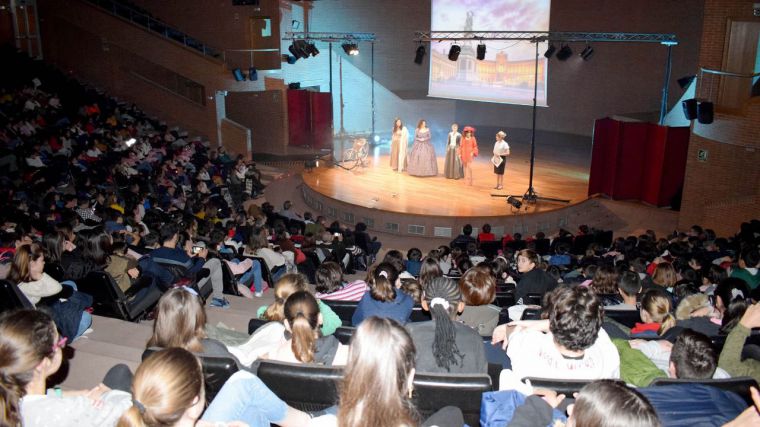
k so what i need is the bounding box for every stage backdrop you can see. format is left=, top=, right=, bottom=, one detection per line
left=429, top=0, right=551, bottom=106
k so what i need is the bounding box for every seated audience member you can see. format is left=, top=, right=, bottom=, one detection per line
left=0, top=309, right=133, bottom=427
left=630, top=288, right=676, bottom=337
left=399, top=277, right=423, bottom=304
left=147, top=287, right=243, bottom=369
left=407, top=277, right=486, bottom=374
left=258, top=273, right=341, bottom=336
left=651, top=262, right=677, bottom=291
left=671, top=293, right=721, bottom=337
left=405, top=247, right=423, bottom=277
left=437, top=245, right=452, bottom=275
left=457, top=265, right=501, bottom=336
left=263, top=291, right=347, bottom=366
left=418, top=256, right=443, bottom=288
left=493, top=286, right=620, bottom=382
left=150, top=222, right=228, bottom=308
left=730, top=248, right=760, bottom=290
left=589, top=264, right=619, bottom=296
left=354, top=221, right=381, bottom=260
left=246, top=227, right=288, bottom=283
left=352, top=263, right=413, bottom=326
left=507, top=380, right=661, bottom=427
left=714, top=277, right=751, bottom=321
left=314, top=261, right=367, bottom=301
left=477, top=223, right=495, bottom=242
left=719, top=302, right=760, bottom=383
left=606, top=271, right=641, bottom=311
left=514, top=249, right=557, bottom=305
left=310, top=317, right=464, bottom=427
left=450, top=224, right=477, bottom=249
left=669, top=329, right=721, bottom=379
left=122, top=347, right=310, bottom=427
left=8, top=243, right=93, bottom=340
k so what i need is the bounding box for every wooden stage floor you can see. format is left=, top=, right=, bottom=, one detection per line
left=301, top=151, right=591, bottom=217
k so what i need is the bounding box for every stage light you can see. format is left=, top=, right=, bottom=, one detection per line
left=342, top=43, right=359, bottom=55
left=232, top=68, right=245, bottom=81
left=543, top=43, right=556, bottom=58
left=579, top=45, right=594, bottom=61
left=448, top=44, right=461, bottom=61
left=682, top=99, right=698, bottom=120
left=286, top=55, right=297, bottom=64
left=308, top=43, right=320, bottom=57
left=249, top=67, right=258, bottom=81
left=373, top=135, right=380, bottom=143
left=289, top=40, right=310, bottom=59
left=476, top=44, right=486, bottom=60
left=507, top=196, right=523, bottom=209
left=414, top=45, right=426, bottom=65
left=697, top=101, right=714, bottom=124
left=556, top=45, right=573, bottom=61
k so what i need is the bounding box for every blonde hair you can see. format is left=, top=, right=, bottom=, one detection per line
left=117, top=348, right=204, bottom=427
left=8, top=243, right=45, bottom=284
left=0, top=310, right=57, bottom=426
left=147, top=288, right=207, bottom=353
left=338, top=317, right=418, bottom=427
left=261, top=273, right=309, bottom=321
left=641, top=288, right=676, bottom=335
left=652, top=263, right=677, bottom=288
left=496, top=131, right=506, bottom=140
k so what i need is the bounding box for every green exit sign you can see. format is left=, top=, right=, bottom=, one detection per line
left=697, top=149, right=709, bottom=162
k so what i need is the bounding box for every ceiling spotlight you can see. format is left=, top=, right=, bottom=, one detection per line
left=304, top=42, right=319, bottom=57
left=677, top=75, right=696, bottom=89
left=556, top=44, right=573, bottom=61
left=580, top=45, right=594, bottom=61
left=448, top=44, right=461, bottom=61
left=414, top=45, right=426, bottom=65
left=544, top=43, right=556, bottom=58
left=476, top=44, right=486, bottom=60
left=288, top=40, right=309, bottom=60
left=342, top=43, right=359, bottom=55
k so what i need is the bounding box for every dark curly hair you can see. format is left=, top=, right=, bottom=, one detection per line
left=548, top=286, right=603, bottom=351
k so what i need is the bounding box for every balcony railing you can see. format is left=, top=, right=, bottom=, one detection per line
left=700, top=67, right=760, bottom=110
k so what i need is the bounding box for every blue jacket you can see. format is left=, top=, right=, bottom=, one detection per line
left=149, top=247, right=205, bottom=276
left=352, top=290, right=413, bottom=326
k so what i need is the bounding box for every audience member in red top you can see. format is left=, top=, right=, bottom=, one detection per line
left=477, top=223, right=495, bottom=243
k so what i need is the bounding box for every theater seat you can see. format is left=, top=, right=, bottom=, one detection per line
left=0, top=280, right=34, bottom=313
left=77, top=271, right=159, bottom=322
left=322, top=300, right=357, bottom=326
left=334, top=326, right=355, bottom=345
left=604, top=309, right=641, bottom=328
left=413, top=372, right=492, bottom=427
left=649, top=376, right=759, bottom=405
left=521, top=377, right=593, bottom=396
left=248, top=318, right=269, bottom=334
left=257, top=360, right=343, bottom=412
left=143, top=347, right=238, bottom=404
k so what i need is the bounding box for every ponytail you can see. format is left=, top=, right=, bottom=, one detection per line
left=116, top=405, right=146, bottom=427
left=261, top=273, right=309, bottom=321
left=658, top=313, right=676, bottom=335
left=423, top=277, right=464, bottom=372
left=0, top=373, right=26, bottom=426
left=284, top=291, right=320, bottom=363
left=368, top=263, right=399, bottom=302
left=640, top=288, right=675, bottom=336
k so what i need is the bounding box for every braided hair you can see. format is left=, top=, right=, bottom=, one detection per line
left=423, top=277, right=464, bottom=372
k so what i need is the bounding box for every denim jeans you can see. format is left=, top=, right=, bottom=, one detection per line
left=233, top=259, right=263, bottom=292
left=61, top=281, right=92, bottom=339
left=202, top=371, right=287, bottom=427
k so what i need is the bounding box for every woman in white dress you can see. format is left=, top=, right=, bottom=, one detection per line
left=492, top=131, right=510, bottom=190
left=389, top=118, right=409, bottom=172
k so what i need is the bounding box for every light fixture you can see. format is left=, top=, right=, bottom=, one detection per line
left=579, top=44, right=594, bottom=61
left=249, top=67, right=258, bottom=81
left=697, top=101, right=714, bottom=124
left=232, top=68, right=245, bottom=81
left=342, top=43, right=359, bottom=55
left=448, top=44, right=461, bottom=61
left=507, top=196, right=523, bottom=209
left=476, top=44, right=486, bottom=60
left=682, top=99, right=698, bottom=120
left=414, top=45, right=426, bottom=65
left=544, top=44, right=556, bottom=58
left=556, top=44, right=573, bottom=61
left=677, top=75, right=696, bottom=89
left=308, top=43, right=319, bottom=57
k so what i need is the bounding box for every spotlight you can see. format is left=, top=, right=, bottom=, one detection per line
left=308, top=43, right=319, bottom=57
left=682, top=99, right=698, bottom=120
left=342, top=43, right=359, bottom=55
left=556, top=45, right=573, bottom=61
left=476, top=44, right=486, bottom=60
left=289, top=40, right=309, bottom=59
left=373, top=135, right=380, bottom=143
left=414, top=45, right=426, bottom=65
left=697, top=101, right=714, bottom=124
left=677, top=75, right=696, bottom=89
left=507, top=196, right=523, bottom=209
left=248, top=67, right=258, bottom=81
left=448, top=44, right=461, bottom=61
left=543, top=43, right=556, bottom=58
left=232, top=68, right=245, bottom=81
left=579, top=45, right=594, bottom=61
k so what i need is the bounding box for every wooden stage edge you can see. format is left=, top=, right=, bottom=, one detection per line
left=301, top=154, right=591, bottom=218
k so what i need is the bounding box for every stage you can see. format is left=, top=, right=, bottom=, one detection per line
left=301, top=136, right=592, bottom=218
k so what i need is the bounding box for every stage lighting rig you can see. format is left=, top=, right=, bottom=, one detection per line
left=556, top=44, right=573, bottom=61
left=543, top=43, right=556, bottom=58
left=579, top=44, right=594, bottom=60
left=342, top=43, right=359, bottom=55
left=448, top=44, right=461, bottom=61
left=414, top=44, right=426, bottom=64
left=476, top=43, right=486, bottom=60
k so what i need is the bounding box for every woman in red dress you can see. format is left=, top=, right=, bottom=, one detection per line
left=459, top=126, right=478, bottom=186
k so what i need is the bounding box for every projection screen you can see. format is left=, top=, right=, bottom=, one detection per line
left=429, top=0, right=551, bottom=106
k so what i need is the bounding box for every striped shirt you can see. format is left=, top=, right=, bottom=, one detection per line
left=315, top=280, right=368, bottom=302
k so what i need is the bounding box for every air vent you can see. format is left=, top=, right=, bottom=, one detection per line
left=342, top=212, right=355, bottom=224
left=362, top=218, right=375, bottom=229
left=327, top=207, right=337, bottom=218
left=385, top=223, right=400, bottom=233
left=408, top=225, right=425, bottom=235
left=434, top=227, right=452, bottom=238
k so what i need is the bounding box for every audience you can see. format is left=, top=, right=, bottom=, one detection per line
left=314, top=261, right=367, bottom=301
left=457, top=265, right=500, bottom=336
left=257, top=273, right=341, bottom=336
left=352, top=262, right=414, bottom=326
left=514, top=249, right=557, bottom=306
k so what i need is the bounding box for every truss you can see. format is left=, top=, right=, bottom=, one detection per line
left=414, top=31, right=677, bottom=45
left=284, top=32, right=376, bottom=43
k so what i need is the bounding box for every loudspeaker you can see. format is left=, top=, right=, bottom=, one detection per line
left=697, top=101, right=714, bottom=124
left=288, top=82, right=301, bottom=90
left=232, top=68, right=245, bottom=82
left=682, top=99, right=698, bottom=120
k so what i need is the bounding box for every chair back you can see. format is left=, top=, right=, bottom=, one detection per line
left=522, top=377, right=593, bottom=396
left=248, top=318, right=269, bottom=334
left=142, top=347, right=238, bottom=404
left=413, top=372, right=492, bottom=427
left=605, top=309, right=641, bottom=328
left=322, top=300, right=358, bottom=326
left=650, top=377, right=759, bottom=406
left=526, top=293, right=543, bottom=306
left=534, top=238, right=551, bottom=256
left=334, top=326, right=355, bottom=345
left=257, top=360, right=343, bottom=412
left=479, top=241, right=501, bottom=259
left=78, top=271, right=130, bottom=319
left=410, top=306, right=432, bottom=322
left=219, top=259, right=242, bottom=296
left=0, top=280, right=33, bottom=312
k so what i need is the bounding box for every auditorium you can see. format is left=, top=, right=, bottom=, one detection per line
left=1, top=0, right=759, bottom=425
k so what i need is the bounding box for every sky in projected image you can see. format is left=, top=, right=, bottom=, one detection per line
left=430, top=0, right=551, bottom=106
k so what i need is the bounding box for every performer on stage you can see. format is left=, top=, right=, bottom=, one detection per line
left=443, top=123, right=463, bottom=179
left=460, top=126, right=478, bottom=186
left=492, top=130, right=510, bottom=190
left=406, top=120, right=438, bottom=177
left=389, top=118, right=409, bottom=172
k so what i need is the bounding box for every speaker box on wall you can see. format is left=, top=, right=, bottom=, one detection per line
left=697, top=102, right=714, bottom=124
left=682, top=99, right=698, bottom=120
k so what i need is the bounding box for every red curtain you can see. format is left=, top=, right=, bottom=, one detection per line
left=287, top=90, right=333, bottom=149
